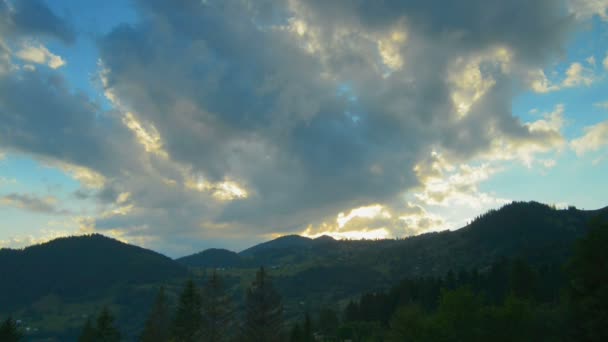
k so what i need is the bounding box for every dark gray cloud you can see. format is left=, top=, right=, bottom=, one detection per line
left=1, top=0, right=75, bottom=43
left=0, top=193, right=70, bottom=214
left=97, top=0, right=571, bottom=232
left=0, top=0, right=576, bottom=255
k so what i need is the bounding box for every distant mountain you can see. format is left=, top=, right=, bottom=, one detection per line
left=178, top=202, right=608, bottom=274
left=0, top=234, right=187, bottom=311
left=2, top=201, right=607, bottom=340
left=239, top=234, right=315, bottom=256
left=177, top=248, right=244, bottom=268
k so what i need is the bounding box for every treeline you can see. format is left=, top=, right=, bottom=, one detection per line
left=3, top=221, right=607, bottom=341
left=286, top=221, right=608, bottom=341
left=77, top=267, right=284, bottom=342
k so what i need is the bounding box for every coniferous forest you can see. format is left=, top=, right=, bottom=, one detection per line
left=1, top=203, right=608, bottom=341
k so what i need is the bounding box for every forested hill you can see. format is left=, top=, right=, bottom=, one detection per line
left=1, top=201, right=606, bottom=340
left=179, top=202, right=608, bottom=275
left=173, top=201, right=608, bottom=312
left=0, top=234, right=187, bottom=311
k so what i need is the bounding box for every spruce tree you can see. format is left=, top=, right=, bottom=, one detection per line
left=567, top=221, right=608, bottom=341
left=94, top=307, right=121, bottom=342
left=0, top=317, right=22, bottom=342
left=303, top=313, right=313, bottom=342
left=201, top=270, right=234, bottom=342
left=172, top=279, right=202, bottom=342
left=289, top=322, right=302, bottom=342
left=242, top=267, right=283, bottom=342
left=78, top=318, right=96, bottom=342
left=140, top=287, right=171, bottom=342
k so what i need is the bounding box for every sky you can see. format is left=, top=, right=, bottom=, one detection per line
left=1, top=0, right=608, bottom=257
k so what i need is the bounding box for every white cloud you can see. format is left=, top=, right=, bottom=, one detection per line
left=604, top=53, right=608, bottom=70
left=121, top=112, right=168, bottom=158
left=300, top=202, right=445, bottom=240
left=568, top=0, right=608, bottom=21
left=527, top=69, right=560, bottom=93
left=14, top=43, right=66, bottom=69
left=185, top=176, right=249, bottom=201
left=413, top=156, right=508, bottom=209
left=448, top=48, right=510, bottom=116
left=563, top=62, right=594, bottom=88
left=571, top=120, right=608, bottom=155
left=528, top=60, right=597, bottom=94
left=595, top=101, right=608, bottom=109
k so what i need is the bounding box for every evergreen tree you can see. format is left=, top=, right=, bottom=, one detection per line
left=317, top=308, right=339, bottom=338
left=172, top=279, right=202, bottom=342
left=201, top=270, right=234, bottom=342
left=567, top=221, right=608, bottom=341
left=302, top=313, right=313, bottom=342
left=94, top=307, right=121, bottom=342
left=0, top=317, right=22, bottom=342
left=78, top=318, right=96, bottom=342
left=387, top=305, right=429, bottom=342
left=289, top=322, right=302, bottom=342
left=508, top=258, right=538, bottom=300
left=242, top=267, right=283, bottom=342
left=140, top=287, right=171, bottom=342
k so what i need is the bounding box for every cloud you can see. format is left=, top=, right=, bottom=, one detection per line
left=595, top=101, right=608, bottom=109
left=568, top=0, right=608, bottom=21
left=0, top=0, right=75, bottom=43
left=604, top=53, right=608, bottom=70
left=571, top=120, right=608, bottom=155
left=0, top=193, right=70, bottom=214
left=413, top=152, right=509, bottom=209
left=300, top=202, right=445, bottom=240
left=0, top=0, right=580, bottom=254
left=527, top=61, right=596, bottom=93
left=14, top=42, right=65, bottom=69
left=563, top=62, right=594, bottom=87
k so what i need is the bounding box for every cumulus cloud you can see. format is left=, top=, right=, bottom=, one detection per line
left=301, top=202, right=445, bottom=240
left=527, top=61, right=596, bottom=93
left=15, top=42, right=65, bottom=69
left=563, top=62, right=594, bottom=87
left=413, top=152, right=509, bottom=209
left=571, top=120, right=608, bottom=155
left=568, top=0, right=608, bottom=21
left=0, top=0, right=580, bottom=254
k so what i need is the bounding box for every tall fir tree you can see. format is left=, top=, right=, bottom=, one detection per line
left=140, top=286, right=171, bottom=342
left=201, top=270, right=234, bottom=342
left=78, top=318, right=96, bottom=342
left=172, top=279, right=203, bottom=342
left=242, top=267, right=283, bottom=342
left=567, top=221, right=608, bottom=341
left=94, top=307, right=121, bottom=342
left=0, top=317, right=22, bottom=342
left=303, top=313, right=313, bottom=342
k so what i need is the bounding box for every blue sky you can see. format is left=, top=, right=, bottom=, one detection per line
left=1, top=0, right=608, bottom=257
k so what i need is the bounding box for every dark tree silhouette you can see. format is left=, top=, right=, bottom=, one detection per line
left=201, top=270, right=234, bottom=342
left=567, top=221, right=608, bottom=341
left=242, top=267, right=283, bottom=342
left=94, top=307, right=121, bottom=342
left=77, top=318, right=96, bottom=342
left=0, top=317, right=22, bottom=342
left=317, top=308, right=339, bottom=338
left=172, top=279, right=202, bottom=342
left=140, top=286, right=171, bottom=342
